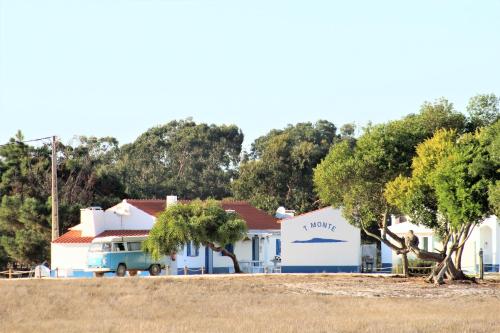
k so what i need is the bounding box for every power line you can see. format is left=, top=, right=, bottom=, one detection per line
left=0, top=136, right=53, bottom=148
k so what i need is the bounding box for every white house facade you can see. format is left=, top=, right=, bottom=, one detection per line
left=280, top=207, right=361, bottom=273
left=381, top=215, right=499, bottom=273
left=51, top=198, right=281, bottom=277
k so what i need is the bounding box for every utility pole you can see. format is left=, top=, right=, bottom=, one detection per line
left=51, top=135, right=59, bottom=241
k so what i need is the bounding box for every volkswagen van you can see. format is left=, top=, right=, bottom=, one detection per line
left=86, top=236, right=168, bottom=277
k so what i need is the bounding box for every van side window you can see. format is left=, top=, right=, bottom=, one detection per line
left=128, top=242, right=142, bottom=251
left=113, top=242, right=126, bottom=252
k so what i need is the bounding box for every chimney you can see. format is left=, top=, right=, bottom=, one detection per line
left=166, top=195, right=178, bottom=208
left=275, top=206, right=295, bottom=219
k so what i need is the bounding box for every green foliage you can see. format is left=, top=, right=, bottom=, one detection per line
left=116, top=119, right=243, bottom=200
left=233, top=120, right=339, bottom=213
left=0, top=133, right=125, bottom=267
left=466, top=94, right=499, bottom=129
left=143, top=200, right=247, bottom=261
left=481, top=120, right=500, bottom=215
left=385, top=124, right=498, bottom=234
left=314, top=99, right=467, bottom=231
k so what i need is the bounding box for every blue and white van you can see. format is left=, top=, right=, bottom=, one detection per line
left=86, top=236, right=169, bottom=277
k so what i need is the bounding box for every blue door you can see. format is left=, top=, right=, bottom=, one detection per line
left=205, top=246, right=213, bottom=274
left=252, top=236, right=259, bottom=262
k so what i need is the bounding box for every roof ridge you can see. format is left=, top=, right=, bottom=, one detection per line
left=281, top=206, right=333, bottom=220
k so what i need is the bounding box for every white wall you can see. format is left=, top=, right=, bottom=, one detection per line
left=104, top=202, right=155, bottom=231
left=51, top=243, right=90, bottom=270
left=76, top=201, right=156, bottom=238
left=175, top=232, right=281, bottom=274
left=80, top=208, right=105, bottom=237
left=461, top=216, right=499, bottom=272
left=281, top=207, right=360, bottom=271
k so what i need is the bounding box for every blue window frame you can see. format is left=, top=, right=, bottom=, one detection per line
left=221, top=243, right=234, bottom=256
left=276, top=239, right=281, bottom=256
left=186, top=241, right=199, bottom=257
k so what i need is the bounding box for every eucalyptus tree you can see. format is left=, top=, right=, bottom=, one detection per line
left=466, top=93, right=499, bottom=129
left=143, top=200, right=247, bottom=273
left=232, top=120, right=339, bottom=214
left=117, top=119, right=243, bottom=200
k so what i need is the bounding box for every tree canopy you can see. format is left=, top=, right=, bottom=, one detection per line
left=232, top=120, right=339, bottom=214
left=143, top=200, right=247, bottom=273
left=314, top=98, right=468, bottom=276
left=116, top=119, right=243, bottom=200
left=0, top=133, right=125, bottom=266
left=384, top=124, right=498, bottom=283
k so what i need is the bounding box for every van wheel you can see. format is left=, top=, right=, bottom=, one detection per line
left=116, top=264, right=127, bottom=277
left=149, top=264, right=161, bottom=276
left=94, top=272, right=104, bottom=278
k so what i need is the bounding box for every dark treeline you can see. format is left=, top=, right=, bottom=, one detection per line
left=0, top=95, right=499, bottom=268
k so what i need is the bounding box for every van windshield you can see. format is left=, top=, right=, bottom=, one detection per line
left=89, top=243, right=111, bottom=252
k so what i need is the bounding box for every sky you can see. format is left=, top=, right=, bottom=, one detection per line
left=1, top=0, right=499, bottom=150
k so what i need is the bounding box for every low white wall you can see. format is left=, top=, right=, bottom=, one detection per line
left=51, top=243, right=90, bottom=270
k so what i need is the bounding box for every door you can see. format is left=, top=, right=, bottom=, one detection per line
left=252, top=236, right=260, bottom=262
left=480, top=226, right=493, bottom=270
left=205, top=246, right=213, bottom=274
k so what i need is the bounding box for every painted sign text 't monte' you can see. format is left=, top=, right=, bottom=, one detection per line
left=302, top=221, right=336, bottom=232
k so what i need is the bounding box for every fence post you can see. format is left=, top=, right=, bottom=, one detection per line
left=8, top=268, right=12, bottom=279
left=479, top=248, right=484, bottom=280
left=201, top=266, right=205, bottom=275
left=184, top=265, right=188, bottom=275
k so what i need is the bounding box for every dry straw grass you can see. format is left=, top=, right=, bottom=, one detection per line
left=0, top=274, right=499, bottom=333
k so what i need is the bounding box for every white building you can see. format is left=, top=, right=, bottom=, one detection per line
left=280, top=207, right=361, bottom=273
left=381, top=215, right=499, bottom=273
left=51, top=198, right=281, bottom=277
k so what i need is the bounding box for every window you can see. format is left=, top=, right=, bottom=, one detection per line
left=89, top=243, right=104, bottom=252
left=222, top=243, right=234, bottom=256
left=128, top=242, right=142, bottom=251
left=112, top=242, right=125, bottom=252
left=423, top=237, right=429, bottom=251
left=186, top=241, right=199, bottom=257
left=276, top=239, right=281, bottom=256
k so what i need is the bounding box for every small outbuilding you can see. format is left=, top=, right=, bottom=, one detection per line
left=280, top=207, right=361, bottom=273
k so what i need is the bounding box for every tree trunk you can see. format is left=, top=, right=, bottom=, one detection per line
left=206, top=243, right=242, bottom=274
left=401, top=253, right=409, bottom=277
left=454, top=245, right=463, bottom=271
left=221, top=248, right=242, bottom=274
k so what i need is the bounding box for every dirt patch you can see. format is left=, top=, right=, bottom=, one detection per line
left=280, top=275, right=500, bottom=298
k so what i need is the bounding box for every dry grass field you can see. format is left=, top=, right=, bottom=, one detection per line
left=1, top=274, right=499, bottom=333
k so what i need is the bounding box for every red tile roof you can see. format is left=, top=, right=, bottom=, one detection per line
left=53, top=229, right=151, bottom=244
left=126, top=199, right=280, bottom=230
left=54, top=200, right=279, bottom=244
left=52, top=230, right=94, bottom=244
left=95, top=230, right=150, bottom=238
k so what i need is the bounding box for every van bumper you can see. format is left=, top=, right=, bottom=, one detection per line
left=85, top=268, right=112, bottom=273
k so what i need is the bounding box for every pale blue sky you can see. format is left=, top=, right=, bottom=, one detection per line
left=1, top=0, right=499, bottom=149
